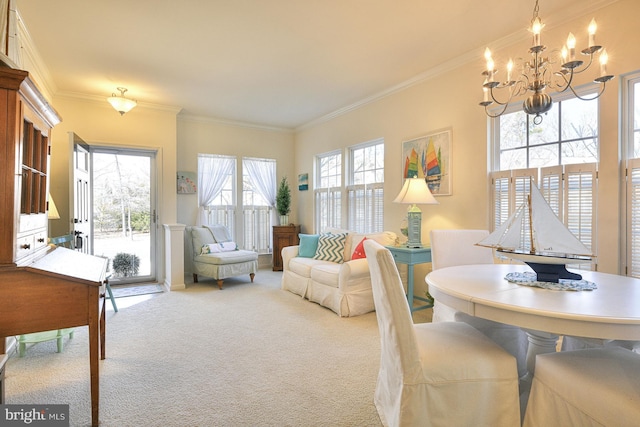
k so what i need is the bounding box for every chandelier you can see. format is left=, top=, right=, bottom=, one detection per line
left=479, top=0, right=613, bottom=125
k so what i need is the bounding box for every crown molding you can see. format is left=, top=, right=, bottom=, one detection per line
left=178, top=113, right=294, bottom=133
left=15, top=11, right=58, bottom=101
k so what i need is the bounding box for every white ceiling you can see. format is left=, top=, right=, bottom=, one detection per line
left=15, top=0, right=609, bottom=129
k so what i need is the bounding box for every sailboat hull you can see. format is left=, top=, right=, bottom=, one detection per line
left=497, top=250, right=589, bottom=282
left=524, top=262, right=582, bottom=283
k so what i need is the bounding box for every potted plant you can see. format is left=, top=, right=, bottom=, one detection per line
left=112, top=252, right=141, bottom=278
left=276, top=177, right=291, bottom=225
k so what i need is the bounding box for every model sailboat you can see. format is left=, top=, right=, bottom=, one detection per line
left=477, top=184, right=595, bottom=282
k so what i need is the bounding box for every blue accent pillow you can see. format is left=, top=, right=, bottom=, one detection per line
left=298, top=234, right=320, bottom=258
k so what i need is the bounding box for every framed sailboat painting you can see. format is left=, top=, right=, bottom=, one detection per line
left=401, top=128, right=452, bottom=196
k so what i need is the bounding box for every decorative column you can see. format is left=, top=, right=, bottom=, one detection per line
left=163, top=224, right=186, bottom=290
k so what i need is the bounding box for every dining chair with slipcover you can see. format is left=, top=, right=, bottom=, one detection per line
left=364, top=239, right=521, bottom=427
left=523, top=347, right=640, bottom=426
left=429, top=229, right=530, bottom=378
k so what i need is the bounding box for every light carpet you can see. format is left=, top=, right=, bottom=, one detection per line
left=5, top=269, right=430, bottom=427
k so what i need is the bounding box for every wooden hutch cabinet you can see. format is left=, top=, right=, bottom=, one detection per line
left=0, top=61, right=107, bottom=426
left=273, top=224, right=300, bottom=271
left=0, top=66, right=60, bottom=267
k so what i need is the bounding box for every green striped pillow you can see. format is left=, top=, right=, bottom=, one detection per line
left=313, top=233, right=347, bottom=263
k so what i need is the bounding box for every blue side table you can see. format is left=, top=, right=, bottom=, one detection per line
left=386, top=245, right=433, bottom=313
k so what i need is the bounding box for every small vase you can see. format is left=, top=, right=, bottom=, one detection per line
left=279, top=215, right=289, bottom=225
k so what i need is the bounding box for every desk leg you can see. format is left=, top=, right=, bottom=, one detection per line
left=100, top=295, right=106, bottom=360
left=89, top=291, right=101, bottom=427
left=518, top=330, right=559, bottom=416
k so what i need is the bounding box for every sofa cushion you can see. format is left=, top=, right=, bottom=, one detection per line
left=310, top=262, right=341, bottom=288
left=313, top=233, right=348, bottom=263
left=191, top=227, right=215, bottom=253
left=298, top=234, right=319, bottom=258
left=288, top=256, right=334, bottom=277
left=195, top=250, right=258, bottom=265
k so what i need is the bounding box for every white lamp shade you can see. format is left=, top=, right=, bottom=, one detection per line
left=107, top=96, right=137, bottom=115
left=393, top=178, right=439, bottom=205
left=48, top=194, right=60, bottom=220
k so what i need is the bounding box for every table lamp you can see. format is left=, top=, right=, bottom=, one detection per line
left=393, top=178, right=438, bottom=248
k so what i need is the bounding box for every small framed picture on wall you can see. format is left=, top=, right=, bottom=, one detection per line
left=177, top=171, right=197, bottom=194
left=298, top=173, right=309, bottom=191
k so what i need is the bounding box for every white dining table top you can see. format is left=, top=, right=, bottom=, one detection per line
left=426, top=263, right=640, bottom=340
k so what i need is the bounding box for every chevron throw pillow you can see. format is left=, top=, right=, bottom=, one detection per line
left=313, top=233, right=348, bottom=263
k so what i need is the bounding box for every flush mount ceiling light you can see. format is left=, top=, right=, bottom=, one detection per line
left=479, top=0, right=614, bottom=125
left=107, top=87, right=137, bottom=116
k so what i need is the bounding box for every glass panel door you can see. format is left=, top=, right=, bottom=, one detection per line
left=91, top=148, right=156, bottom=284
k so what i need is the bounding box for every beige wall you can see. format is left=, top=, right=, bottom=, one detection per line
left=47, top=96, right=179, bottom=281
left=176, top=117, right=296, bottom=227
left=294, top=0, right=640, bottom=293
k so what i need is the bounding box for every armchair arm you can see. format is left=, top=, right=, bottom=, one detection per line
left=281, top=245, right=300, bottom=271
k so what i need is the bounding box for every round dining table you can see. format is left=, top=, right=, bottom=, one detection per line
left=426, top=263, right=640, bottom=401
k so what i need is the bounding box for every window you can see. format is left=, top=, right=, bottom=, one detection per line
left=314, top=151, right=342, bottom=232
left=625, top=73, right=640, bottom=277
left=242, top=157, right=276, bottom=253
left=496, top=97, right=598, bottom=170
left=198, top=154, right=276, bottom=253
left=348, top=140, right=384, bottom=233
left=198, top=154, right=236, bottom=236
left=491, top=92, right=598, bottom=269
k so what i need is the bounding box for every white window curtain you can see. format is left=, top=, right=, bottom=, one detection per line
left=243, top=157, right=277, bottom=224
left=197, top=154, right=235, bottom=225
left=243, top=158, right=276, bottom=206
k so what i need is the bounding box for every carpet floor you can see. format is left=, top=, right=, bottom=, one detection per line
left=5, top=269, right=431, bottom=426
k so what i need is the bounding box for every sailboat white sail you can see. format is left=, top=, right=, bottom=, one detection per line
left=478, top=184, right=595, bottom=281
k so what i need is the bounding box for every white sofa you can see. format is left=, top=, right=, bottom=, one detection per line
left=281, top=229, right=398, bottom=317
left=186, top=225, right=258, bottom=289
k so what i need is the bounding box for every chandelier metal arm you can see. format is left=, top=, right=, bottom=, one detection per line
left=557, top=75, right=608, bottom=101
left=488, top=85, right=515, bottom=106
left=484, top=101, right=510, bottom=118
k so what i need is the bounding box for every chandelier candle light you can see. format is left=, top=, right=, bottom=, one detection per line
left=479, top=0, right=613, bottom=125
left=394, top=178, right=438, bottom=248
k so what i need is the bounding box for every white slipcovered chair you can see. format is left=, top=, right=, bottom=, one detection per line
left=524, top=347, right=640, bottom=427
left=429, top=229, right=529, bottom=378
left=364, top=240, right=521, bottom=427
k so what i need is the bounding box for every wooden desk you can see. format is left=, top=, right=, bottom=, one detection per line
left=0, top=246, right=108, bottom=427
left=386, top=245, right=433, bottom=313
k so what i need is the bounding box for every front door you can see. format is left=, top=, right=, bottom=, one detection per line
left=72, top=133, right=91, bottom=254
